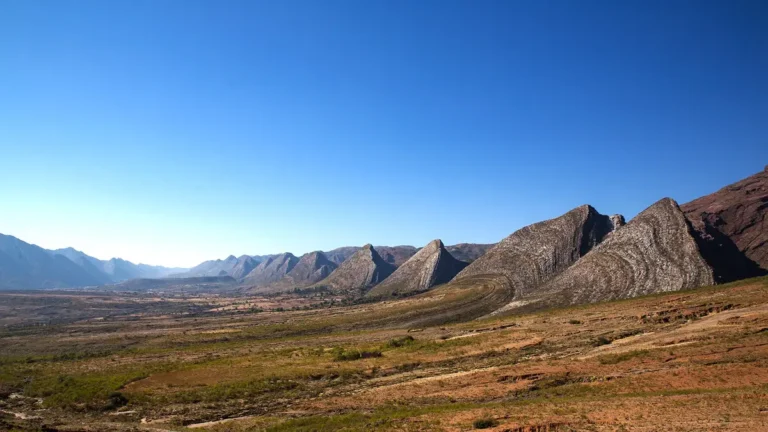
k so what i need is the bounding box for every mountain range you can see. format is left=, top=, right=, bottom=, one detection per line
left=1, top=166, right=766, bottom=309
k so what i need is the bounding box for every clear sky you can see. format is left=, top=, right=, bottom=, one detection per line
left=1, top=0, right=767, bottom=268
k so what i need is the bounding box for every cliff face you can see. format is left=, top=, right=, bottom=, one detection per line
left=681, top=167, right=768, bottom=282
left=314, top=245, right=396, bottom=296
left=526, top=198, right=714, bottom=309
left=366, top=239, right=468, bottom=298
left=452, top=204, right=622, bottom=298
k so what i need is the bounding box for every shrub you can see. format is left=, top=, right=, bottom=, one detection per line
left=386, top=335, right=415, bottom=348
left=473, top=416, right=498, bottom=429
left=568, top=319, right=581, bottom=325
left=332, top=348, right=382, bottom=361
left=592, top=336, right=611, bottom=347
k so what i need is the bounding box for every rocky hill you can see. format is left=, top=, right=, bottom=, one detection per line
left=313, top=245, right=396, bottom=296
left=522, top=198, right=714, bottom=310
left=373, top=246, right=419, bottom=267
left=681, top=166, right=768, bottom=282
left=242, top=253, right=299, bottom=286
left=366, top=239, right=468, bottom=298
left=451, top=205, right=623, bottom=298
left=444, top=243, right=494, bottom=263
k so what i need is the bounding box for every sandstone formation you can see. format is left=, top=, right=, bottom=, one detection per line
left=366, top=240, right=468, bottom=298
left=242, top=253, right=299, bottom=286
left=445, top=243, right=495, bottom=263
left=313, top=244, right=396, bottom=295
left=452, top=205, right=622, bottom=298
left=681, top=167, right=768, bottom=282
left=527, top=198, right=714, bottom=309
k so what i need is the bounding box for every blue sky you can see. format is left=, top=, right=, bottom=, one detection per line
left=1, top=0, right=767, bottom=267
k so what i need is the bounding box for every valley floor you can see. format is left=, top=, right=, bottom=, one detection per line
left=1, top=277, right=768, bottom=431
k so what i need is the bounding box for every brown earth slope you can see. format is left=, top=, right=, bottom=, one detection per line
left=366, top=239, right=468, bottom=298
left=523, top=198, right=714, bottom=310
left=681, top=166, right=768, bottom=282
left=451, top=204, right=623, bottom=299
left=313, top=245, right=396, bottom=296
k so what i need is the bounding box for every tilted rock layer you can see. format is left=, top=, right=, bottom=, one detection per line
left=530, top=198, right=714, bottom=308
left=243, top=253, right=299, bottom=286
left=314, top=245, right=395, bottom=295
left=681, top=167, right=768, bottom=281
left=367, top=239, right=468, bottom=298
left=452, top=204, right=622, bottom=298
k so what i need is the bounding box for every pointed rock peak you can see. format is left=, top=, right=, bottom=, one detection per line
left=426, top=239, right=445, bottom=250
left=225, top=255, right=237, bottom=261
left=610, top=214, right=626, bottom=230
left=362, top=244, right=374, bottom=250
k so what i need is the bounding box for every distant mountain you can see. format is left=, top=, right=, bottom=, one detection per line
left=170, top=255, right=239, bottom=278
left=323, top=247, right=359, bottom=265
left=444, top=243, right=495, bottom=263
left=452, top=205, right=623, bottom=299
left=0, top=234, right=105, bottom=289
left=230, top=256, right=261, bottom=279
left=374, top=246, right=419, bottom=267
left=250, top=251, right=338, bottom=293
left=313, top=245, right=396, bottom=296
left=522, top=198, right=714, bottom=310
left=367, top=239, right=468, bottom=298
left=242, top=253, right=299, bottom=286
left=681, top=166, right=768, bottom=282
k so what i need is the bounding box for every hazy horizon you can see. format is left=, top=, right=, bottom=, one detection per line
left=2, top=0, right=767, bottom=267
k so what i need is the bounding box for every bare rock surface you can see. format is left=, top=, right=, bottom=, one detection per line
left=451, top=204, right=620, bottom=298
left=526, top=198, right=714, bottom=309
left=681, top=167, right=768, bottom=281
left=242, top=253, right=299, bottom=286
left=366, top=239, right=468, bottom=298
left=313, top=245, right=395, bottom=296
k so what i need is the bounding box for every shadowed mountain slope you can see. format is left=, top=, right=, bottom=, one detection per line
left=374, top=246, right=419, bottom=267
left=242, top=253, right=299, bottom=286
left=367, top=240, right=468, bottom=298
left=519, top=198, right=714, bottom=311
left=0, top=234, right=105, bottom=289
left=314, top=245, right=396, bottom=295
left=681, top=167, right=768, bottom=282
left=451, top=204, right=623, bottom=299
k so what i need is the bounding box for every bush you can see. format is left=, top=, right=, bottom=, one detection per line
left=473, top=416, right=498, bottom=429
left=592, top=336, right=611, bottom=347
left=568, top=319, right=581, bottom=325
left=386, top=335, right=415, bottom=348
left=332, top=348, right=382, bottom=361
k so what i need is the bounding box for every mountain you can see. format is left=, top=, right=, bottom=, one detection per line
left=524, top=198, right=714, bottom=310
left=373, top=246, right=419, bottom=267
left=681, top=166, right=768, bottom=282
left=242, top=253, right=299, bottom=286
left=0, top=234, right=105, bottom=289
left=323, top=247, right=359, bottom=265
left=451, top=205, right=623, bottom=299
left=313, top=244, right=396, bottom=296
left=251, top=251, right=338, bottom=293
left=366, top=239, right=468, bottom=298
left=48, top=247, right=185, bottom=283
left=444, top=243, right=495, bottom=263
left=230, top=256, right=261, bottom=279
left=171, top=255, right=239, bottom=278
